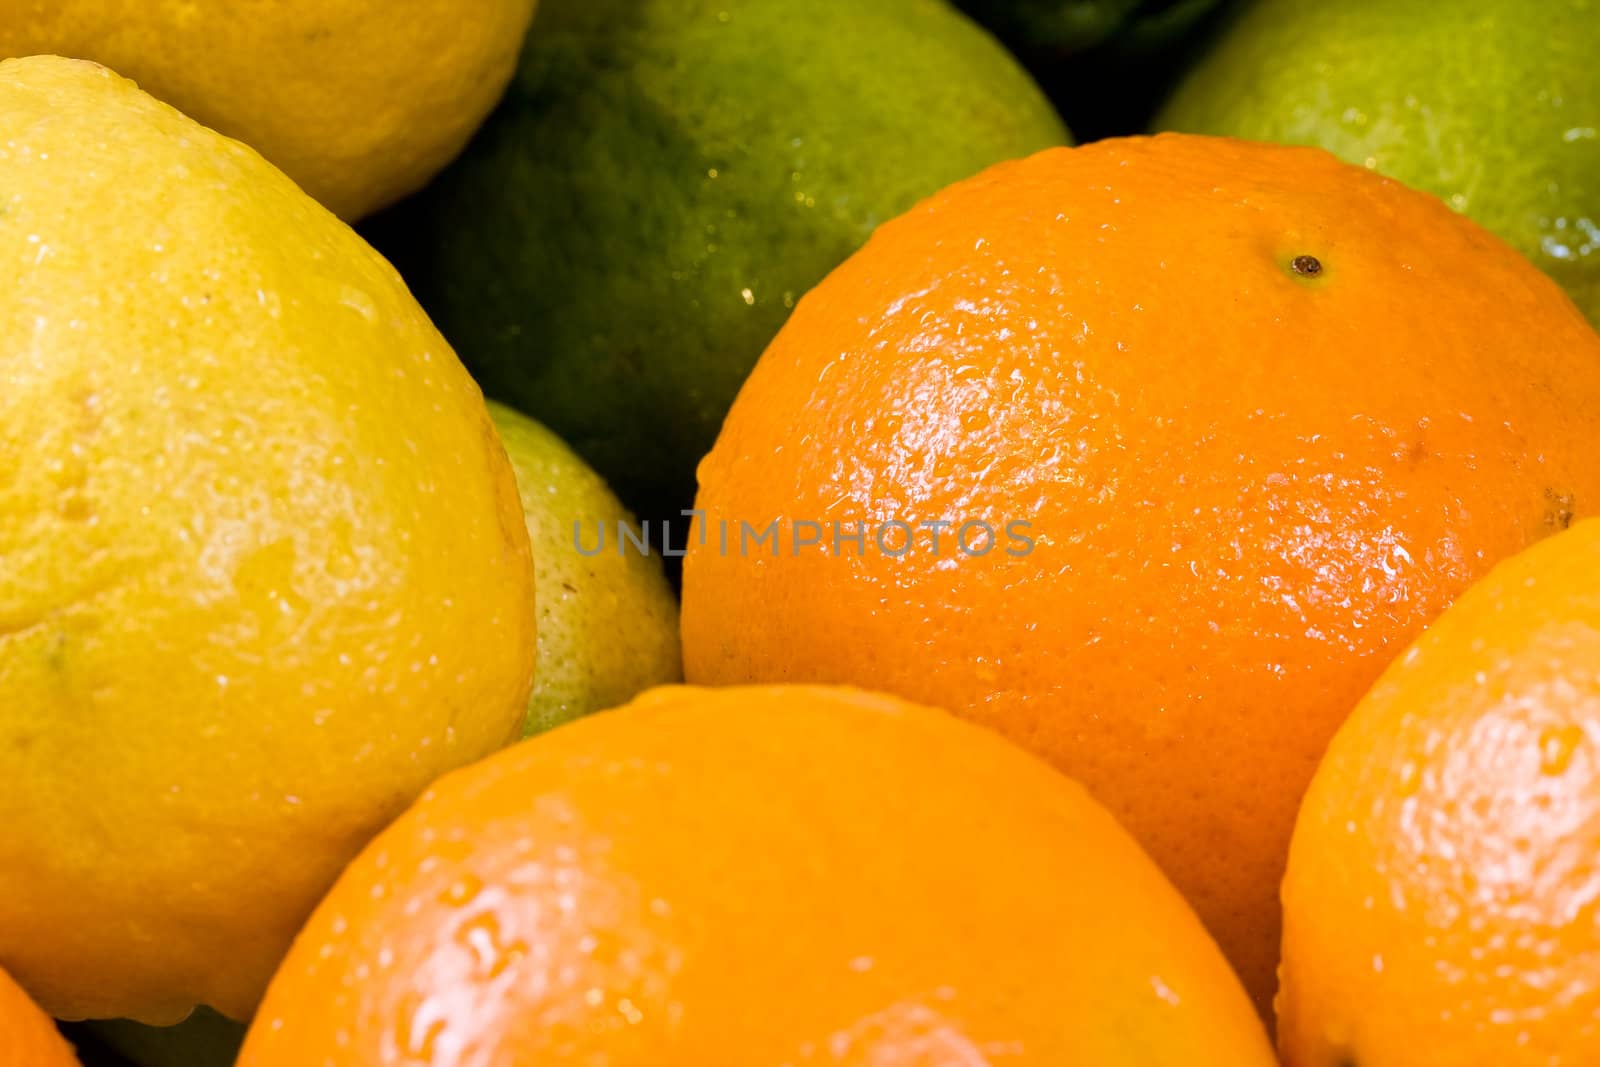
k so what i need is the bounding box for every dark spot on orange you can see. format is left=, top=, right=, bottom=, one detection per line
left=1291, top=255, right=1323, bottom=277
left=1545, top=489, right=1576, bottom=531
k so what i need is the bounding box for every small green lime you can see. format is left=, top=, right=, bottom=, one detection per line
left=1159, top=0, right=1600, bottom=326
left=393, top=0, right=1068, bottom=515
left=488, top=402, right=681, bottom=736
left=957, top=0, right=1224, bottom=55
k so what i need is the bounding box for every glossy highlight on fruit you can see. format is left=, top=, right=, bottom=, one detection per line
left=1280, top=520, right=1600, bottom=1066
left=682, top=133, right=1600, bottom=1012
left=238, top=686, right=1275, bottom=1066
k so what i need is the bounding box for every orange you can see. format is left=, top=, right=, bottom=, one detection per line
left=0, top=963, right=79, bottom=1066
left=238, top=685, right=1274, bottom=1065
left=1279, top=519, right=1600, bottom=1066
left=680, top=133, right=1600, bottom=1012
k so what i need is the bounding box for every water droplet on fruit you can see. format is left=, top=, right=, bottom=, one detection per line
left=339, top=286, right=379, bottom=323
left=1539, top=725, right=1583, bottom=776
left=1539, top=215, right=1599, bottom=262
left=396, top=993, right=447, bottom=1060
left=439, top=873, right=483, bottom=907
left=455, top=910, right=529, bottom=980
left=1150, top=975, right=1181, bottom=1006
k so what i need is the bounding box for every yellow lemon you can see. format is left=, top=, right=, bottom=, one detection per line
left=0, top=57, right=537, bottom=1024
left=0, top=0, right=539, bottom=219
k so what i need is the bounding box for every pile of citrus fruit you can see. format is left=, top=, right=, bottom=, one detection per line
left=1, top=2, right=1595, bottom=1065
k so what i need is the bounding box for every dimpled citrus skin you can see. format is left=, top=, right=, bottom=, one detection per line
left=1280, top=521, right=1600, bottom=1067
left=1158, top=0, right=1600, bottom=326
left=0, top=57, right=537, bottom=1023
left=0, top=0, right=537, bottom=220
left=681, top=134, right=1600, bottom=1013
left=238, top=685, right=1274, bottom=1066
left=1, top=963, right=81, bottom=1067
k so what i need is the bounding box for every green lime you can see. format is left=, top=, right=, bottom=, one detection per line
left=1159, top=0, right=1600, bottom=325
left=391, top=0, right=1068, bottom=515
left=488, top=402, right=681, bottom=736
